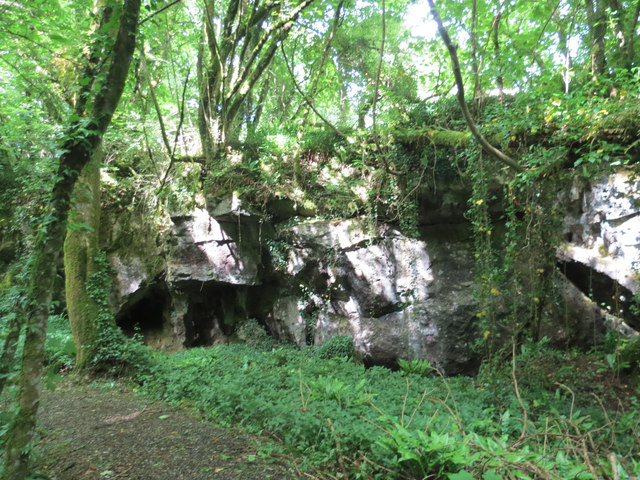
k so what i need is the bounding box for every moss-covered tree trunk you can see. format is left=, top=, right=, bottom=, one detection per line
left=0, top=309, right=21, bottom=396
left=0, top=1, right=141, bottom=478
left=64, top=150, right=103, bottom=370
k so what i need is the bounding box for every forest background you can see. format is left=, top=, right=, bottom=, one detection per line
left=1, top=0, right=640, bottom=478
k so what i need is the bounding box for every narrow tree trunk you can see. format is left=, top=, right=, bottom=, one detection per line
left=0, top=1, right=141, bottom=477
left=492, top=12, right=504, bottom=104
left=605, top=0, right=640, bottom=69
left=0, top=310, right=22, bottom=395
left=470, top=0, right=483, bottom=111
left=624, top=1, right=640, bottom=69
left=584, top=0, right=607, bottom=78
left=248, top=75, right=271, bottom=140
left=291, top=0, right=344, bottom=187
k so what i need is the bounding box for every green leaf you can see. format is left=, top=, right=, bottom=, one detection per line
left=49, top=32, right=71, bottom=44
left=67, top=222, right=95, bottom=232
left=483, top=470, right=504, bottom=480
left=448, top=471, right=475, bottom=480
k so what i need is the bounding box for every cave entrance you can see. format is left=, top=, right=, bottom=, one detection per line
left=178, top=282, right=278, bottom=348
left=116, top=284, right=171, bottom=347
left=559, top=259, right=639, bottom=331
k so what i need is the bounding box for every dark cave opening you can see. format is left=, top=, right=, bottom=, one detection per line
left=116, top=284, right=169, bottom=337
left=559, top=259, right=638, bottom=330
left=185, top=298, right=220, bottom=347
left=177, top=281, right=279, bottom=347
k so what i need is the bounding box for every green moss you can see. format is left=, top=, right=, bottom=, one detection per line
left=64, top=157, right=102, bottom=370
left=393, top=127, right=471, bottom=148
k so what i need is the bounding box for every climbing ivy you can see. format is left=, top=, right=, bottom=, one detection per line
left=466, top=142, right=566, bottom=355
left=85, top=252, right=153, bottom=373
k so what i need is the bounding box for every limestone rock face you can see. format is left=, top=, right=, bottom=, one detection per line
left=166, top=208, right=260, bottom=287
left=276, top=218, right=479, bottom=375
left=103, top=171, right=640, bottom=371
left=100, top=206, right=166, bottom=315
left=105, top=198, right=267, bottom=350
left=561, top=170, right=640, bottom=294
left=560, top=170, right=640, bottom=330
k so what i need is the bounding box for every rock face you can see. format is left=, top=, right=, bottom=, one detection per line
left=560, top=169, right=640, bottom=330
left=105, top=198, right=268, bottom=350
left=103, top=169, right=640, bottom=374
left=105, top=201, right=481, bottom=374
left=167, top=209, right=260, bottom=286
left=269, top=218, right=479, bottom=375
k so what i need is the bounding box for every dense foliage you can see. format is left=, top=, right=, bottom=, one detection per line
left=1, top=0, right=640, bottom=478
left=138, top=338, right=640, bottom=479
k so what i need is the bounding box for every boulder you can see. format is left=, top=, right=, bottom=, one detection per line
left=276, top=218, right=480, bottom=375
left=265, top=296, right=308, bottom=347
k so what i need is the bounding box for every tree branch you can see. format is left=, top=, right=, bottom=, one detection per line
left=371, top=0, right=385, bottom=139
left=140, top=52, right=172, bottom=154
left=427, top=0, right=524, bottom=173
left=281, top=45, right=345, bottom=138
left=140, top=0, right=182, bottom=25
left=158, top=68, right=191, bottom=195
left=227, top=0, right=316, bottom=104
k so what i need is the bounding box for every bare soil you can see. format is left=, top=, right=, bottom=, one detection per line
left=31, top=377, right=308, bottom=480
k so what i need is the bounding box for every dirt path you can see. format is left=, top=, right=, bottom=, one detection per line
left=32, top=379, right=306, bottom=480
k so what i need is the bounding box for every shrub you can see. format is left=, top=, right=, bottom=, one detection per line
left=398, top=358, right=431, bottom=376
left=235, top=318, right=276, bottom=350
left=44, top=313, right=75, bottom=372
left=318, top=335, right=354, bottom=359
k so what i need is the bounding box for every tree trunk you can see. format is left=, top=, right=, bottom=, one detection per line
left=0, top=1, right=141, bottom=478
left=605, top=0, right=640, bottom=70
left=492, top=12, right=504, bottom=104
left=291, top=0, right=344, bottom=187
left=470, top=0, right=483, bottom=111
left=64, top=151, right=103, bottom=370
left=197, top=0, right=316, bottom=169
left=0, top=309, right=22, bottom=395
left=584, top=0, right=607, bottom=78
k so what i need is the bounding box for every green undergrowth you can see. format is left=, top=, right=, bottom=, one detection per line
left=139, top=342, right=640, bottom=479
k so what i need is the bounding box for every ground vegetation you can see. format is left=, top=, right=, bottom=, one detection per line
left=1, top=0, right=640, bottom=478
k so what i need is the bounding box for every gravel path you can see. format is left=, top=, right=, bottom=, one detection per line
left=32, top=379, right=306, bottom=480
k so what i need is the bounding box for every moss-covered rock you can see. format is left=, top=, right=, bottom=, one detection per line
left=393, top=126, right=471, bottom=148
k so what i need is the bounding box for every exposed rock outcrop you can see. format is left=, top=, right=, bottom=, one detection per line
left=104, top=198, right=268, bottom=350
left=167, top=207, right=261, bottom=286
left=560, top=169, right=640, bottom=330
left=269, top=218, right=480, bottom=375
left=101, top=168, right=640, bottom=373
